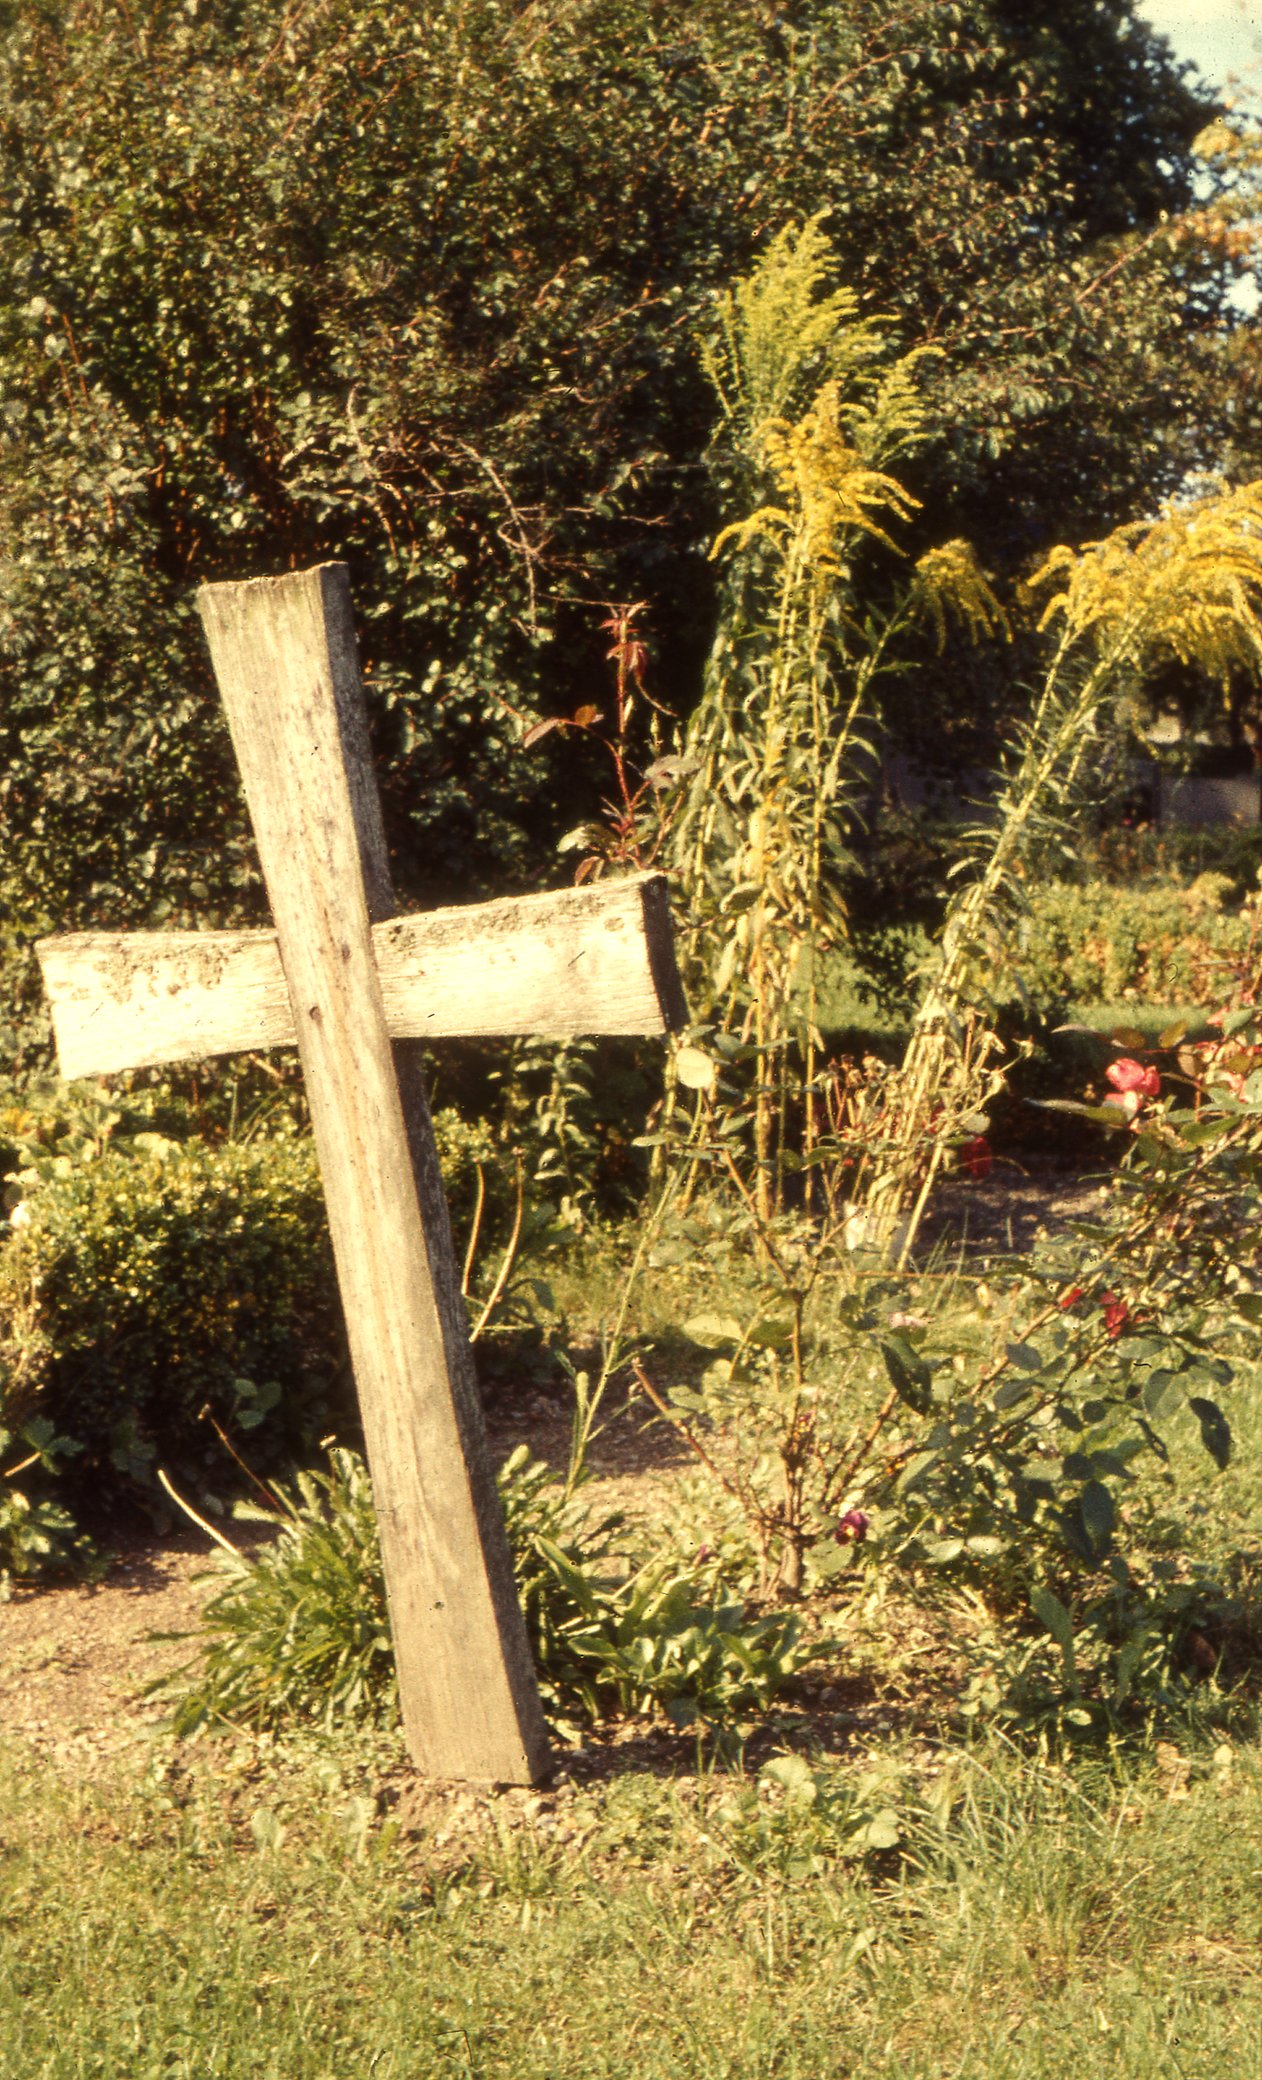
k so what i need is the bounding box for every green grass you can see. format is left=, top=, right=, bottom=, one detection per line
left=4, top=1725, right=1262, bottom=2078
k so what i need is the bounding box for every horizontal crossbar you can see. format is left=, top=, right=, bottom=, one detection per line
left=37, top=871, right=687, bottom=1080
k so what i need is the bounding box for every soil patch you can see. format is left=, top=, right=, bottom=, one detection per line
left=0, top=1531, right=212, bottom=1775
left=0, top=1409, right=675, bottom=1780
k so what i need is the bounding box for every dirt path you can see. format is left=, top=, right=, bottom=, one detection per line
left=0, top=1533, right=213, bottom=1774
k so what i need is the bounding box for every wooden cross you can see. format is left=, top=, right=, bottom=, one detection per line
left=36, top=563, right=686, bottom=1786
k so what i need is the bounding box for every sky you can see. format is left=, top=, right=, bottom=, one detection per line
left=1136, top=0, right=1262, bottom=96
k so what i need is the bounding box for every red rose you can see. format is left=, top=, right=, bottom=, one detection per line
left=1100, top=1292, right=1129, bottom=1340
left=1106, top=1058, right=1160, bottom=1100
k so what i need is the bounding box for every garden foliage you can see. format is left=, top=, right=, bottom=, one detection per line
left=0, top=1082, right=502, bottom=1538
left=1014, top=871, right=1257, bottom=1011
left=0, top=1130, right=342, bottom=1512
left=0, top=0, right=1225, bottom=1048
left=635, top=980, right=1262, bottom=1726
left=163, top=1442, right=819, bottom=1738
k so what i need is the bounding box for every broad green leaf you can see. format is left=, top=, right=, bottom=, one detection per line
left=863, top=1809, right=901, bottom=1850
left=880, top=1336, right=933, bottom=1416
left=1058, top=1504, right=1100, bottom=1567
left=923, top=1537, right=964, bottom=1564
left=1005, top=1341, right=1044, bottom=1372
left=1079, top=1480, right=1114, bottom=1547
left=1181, top=1117, right=1235, bottom=1146
left=1141, top=1371, right=1184, bottom=1423
left=682, top=1313, right=743, bottom=1348
left=761, top=1754, right=817, bottom=1800
left=666, top=1386, right=706, bottom=1412
left=250, top=1807, right=286, bottom=1854
left=747, top=1317, right=794, bottom=1350
left=1113, top=1630, right=1149, bottom=1708
left=1030, top=1585, right=1076, bottom=1680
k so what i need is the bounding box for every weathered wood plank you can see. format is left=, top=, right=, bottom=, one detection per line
left=36, top=873, right=686, bottom=1081
left=198, top=563, right=551, bottom=1786
left=37, top=928, right=289, bottom=1080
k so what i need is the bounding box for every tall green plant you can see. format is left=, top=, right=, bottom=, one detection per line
left=856, top=479, right=1262, bottom=1260
left=669, top=222, right=1001, bottom=1217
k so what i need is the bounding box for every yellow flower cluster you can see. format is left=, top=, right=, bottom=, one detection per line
left=1029, top=481, right=1262, bottom=691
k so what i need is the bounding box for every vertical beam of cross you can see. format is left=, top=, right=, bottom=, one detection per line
left=198, top=564, right=551, bottom=1785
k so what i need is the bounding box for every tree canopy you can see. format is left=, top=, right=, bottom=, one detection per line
left=0, top=0, right=1228, bottom=1043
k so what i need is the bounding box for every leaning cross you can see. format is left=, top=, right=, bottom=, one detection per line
left=36, top=563, right=686, bottom=1787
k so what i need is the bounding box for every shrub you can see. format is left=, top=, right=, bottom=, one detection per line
left=0, top=1069, right=525, bottom=1519
left=0, top=1132, right=344, bottom=1514
left=0, top=1414, right=84, bottom=1590
left=1010, top=873, right=1256, bottom=1011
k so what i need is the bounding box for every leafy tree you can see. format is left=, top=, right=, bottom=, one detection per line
left=0, top=0, right=1226, bottom=1058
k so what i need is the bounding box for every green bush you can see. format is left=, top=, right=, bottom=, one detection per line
left=1011, top=873, right=1256, bottom=1011
left=163, top=1443, right=820, bottom=1737
left=825, top=860, right=1262, bottom=1036
left=0, top=1085, right=532, bottom=1533
left=0, top=1132, right=344, bottom=1512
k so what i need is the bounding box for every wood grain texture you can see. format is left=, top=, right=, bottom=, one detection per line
left=36, top=873, right=686, bottom=1081
left=198, top=562, right=550, bottom=1786
left=37, top=928, right=290, bottom=1080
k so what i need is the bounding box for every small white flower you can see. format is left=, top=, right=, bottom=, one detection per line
left=8, top=1200, right=29, bottom=1230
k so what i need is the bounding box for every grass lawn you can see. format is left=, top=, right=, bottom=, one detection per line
left=3, top=1717, right=1262, bottom=2079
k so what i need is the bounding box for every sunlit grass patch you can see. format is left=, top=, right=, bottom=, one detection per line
left=4, top=1728, right=1262, bottom=2079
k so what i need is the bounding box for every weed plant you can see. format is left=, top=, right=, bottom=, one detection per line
left=160, top=1442, right=819, bottom=1740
